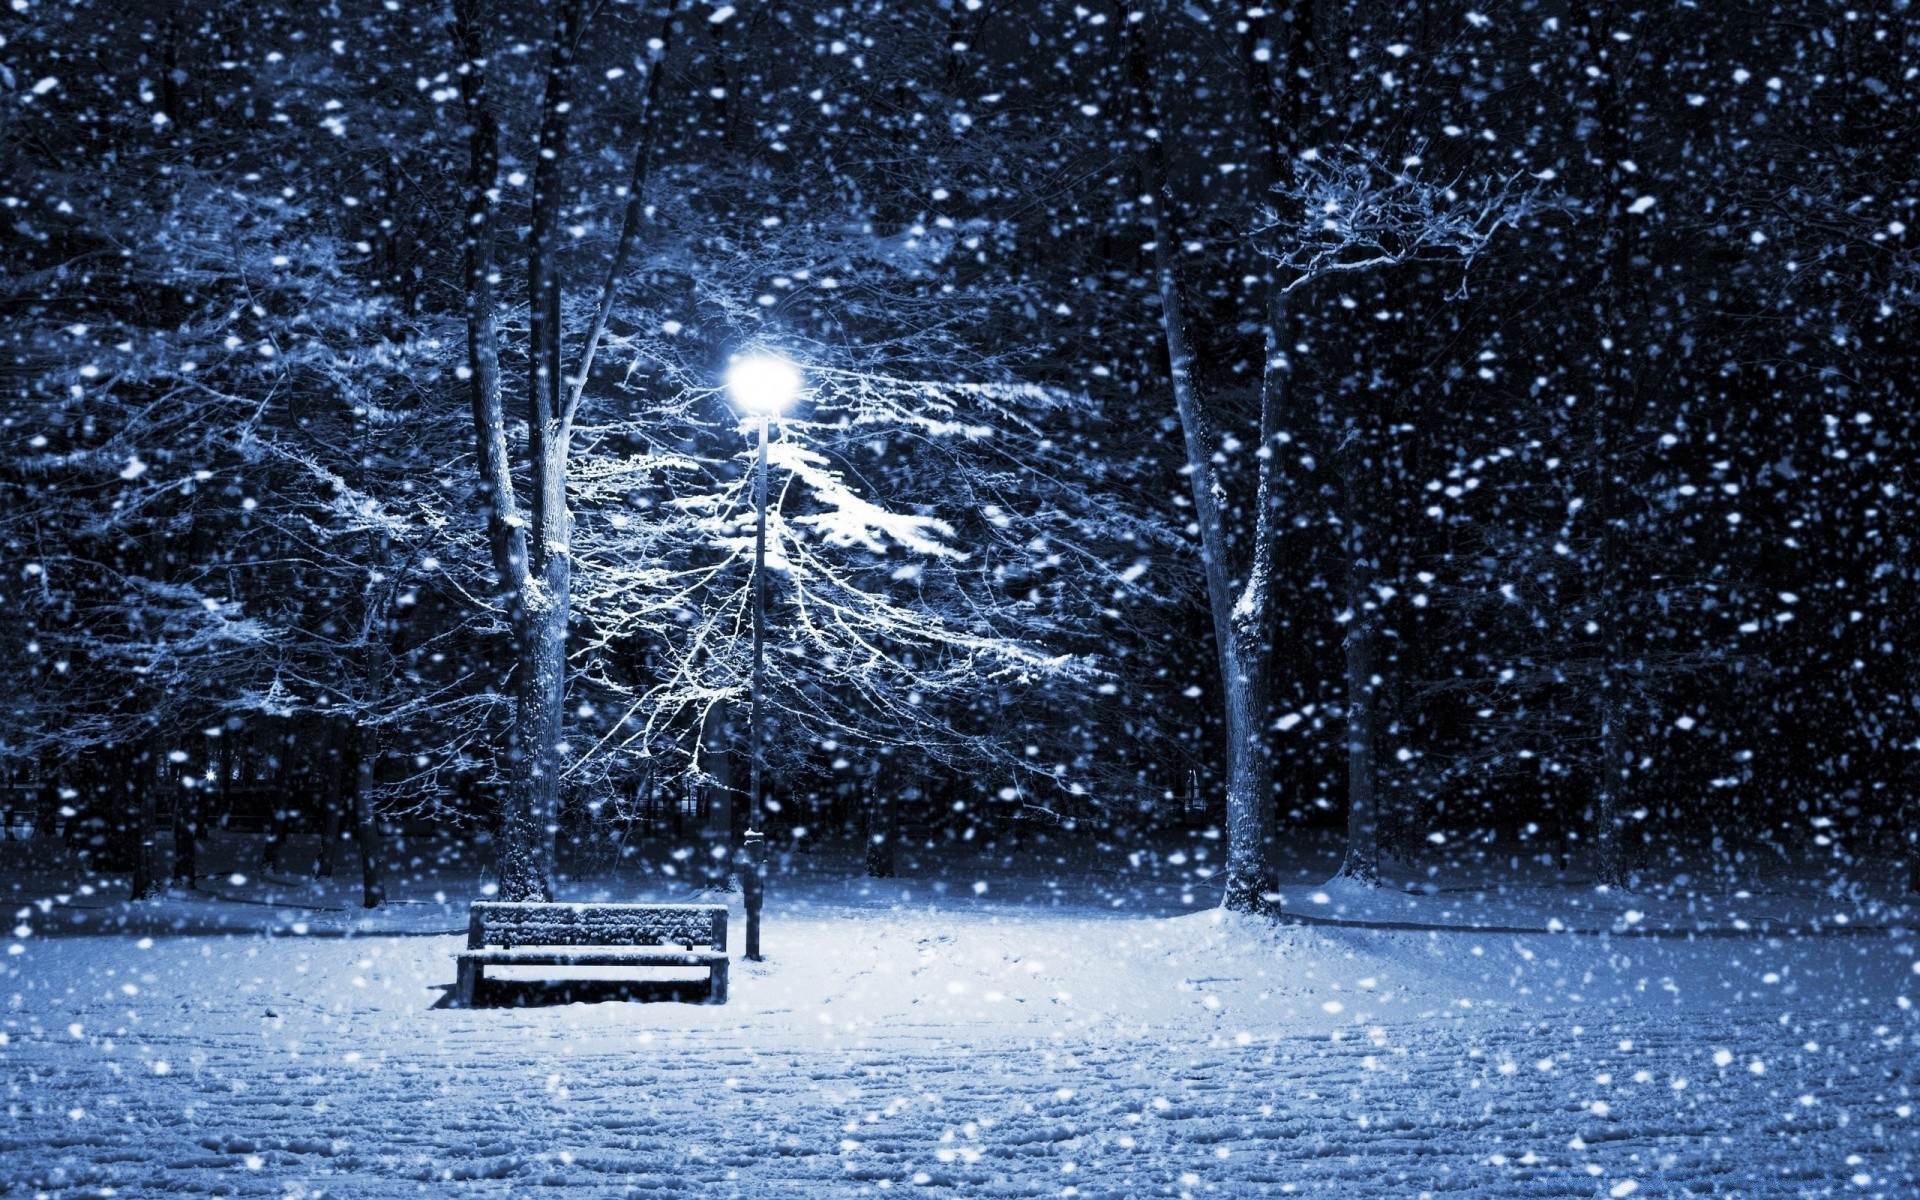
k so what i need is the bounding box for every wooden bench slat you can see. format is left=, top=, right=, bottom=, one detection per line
left=457, top=948, right=725, bottom=968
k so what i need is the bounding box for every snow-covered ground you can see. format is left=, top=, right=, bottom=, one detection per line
left=3, top=833, right=1916, bottom=1197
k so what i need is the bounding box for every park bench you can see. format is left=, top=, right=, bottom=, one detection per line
left=453, top=901, right=728, bottom=1006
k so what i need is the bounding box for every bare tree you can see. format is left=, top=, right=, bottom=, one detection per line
left=1125, top=0, right=1284, bottom=912
left=1261, top=154, right=1534, bottom=884
left=452, top=0, right=670, bottom=900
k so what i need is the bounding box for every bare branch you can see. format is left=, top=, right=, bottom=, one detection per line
left=1257, top=149, right=1544, bottom=293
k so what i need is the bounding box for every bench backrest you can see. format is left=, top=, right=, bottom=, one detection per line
left=467, top=902, right=727, bottom=952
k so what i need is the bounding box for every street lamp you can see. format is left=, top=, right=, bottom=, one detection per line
left=724, top=352, right=802, bottom=962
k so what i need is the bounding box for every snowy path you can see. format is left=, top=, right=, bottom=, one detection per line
left=4, top=912, right=1915, bottom=1197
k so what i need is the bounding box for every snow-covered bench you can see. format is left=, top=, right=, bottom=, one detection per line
left=453, top=902, right=729, bottom=1006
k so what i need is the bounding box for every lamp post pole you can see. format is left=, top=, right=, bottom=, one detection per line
left=725, top=351, right=797, bottom=963
left=742, top=409, right=770, bottom=961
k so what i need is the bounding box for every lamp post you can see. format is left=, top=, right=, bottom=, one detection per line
left=723, top=353, right=802, bottom=962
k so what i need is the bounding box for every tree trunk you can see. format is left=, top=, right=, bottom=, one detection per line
left=1336, top=424, right=1382, bottom=879
left=312, top=726, right=344, bottom=878
left=312, top=785, right=339, bottom=879
left=864, top=782, right=895, bottom=878
left=170, top=776, right=198, bottom=888
left=350, top=726, right=385, bottom=908
left=1128, top=2, right=1279, bottom=912
left=127, top=748, right=159, bottom=900
left=499, top=589, right=566, bottom=901
left=262, top=802, right=287, bottom=872
left=1584, top=1, right=1638, bottom=892
left=452, top=0, right=529, bottom=598
left=700, top=699, right=736, bottom=888
left=1154, top=255, right=1275, bottom=912
left=217, top=732, right=235, bottom=815
left=456, top=0, right=534, bottom=900
left=455, top=0, right=609, bottom=904
left=1906, top=803, right=1919, bottom=895
left=1339, top=445, right=1381, bottom=884
left=1593, top=681, right=1628, bottom=886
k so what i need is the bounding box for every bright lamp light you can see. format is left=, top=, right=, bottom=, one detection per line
left=725, top=354, right=803, bottom=416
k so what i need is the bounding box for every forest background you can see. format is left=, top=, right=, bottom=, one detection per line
left=4, top=0, right=1916, bottom=906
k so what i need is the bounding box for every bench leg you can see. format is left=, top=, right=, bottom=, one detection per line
left=707, top=958, right=728, bottom=1005
left=455, top=957, right=481, bottom=1008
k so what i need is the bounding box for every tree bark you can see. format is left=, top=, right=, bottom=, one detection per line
left=562, top=24, right=669, bottom=432
left=500, top=591, right=567, bottom=900
left=454, top=0, right=572, bottom=903
left=498, top=0, right=590, bottom=902
left=1156, top=265, right=1274, bottom=911
left=1249, top=0, right=1384, bottom=885
left=452, top=0, right=528, bottom=600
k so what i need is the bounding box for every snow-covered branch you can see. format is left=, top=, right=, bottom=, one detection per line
left=1258, top=150, right=1542, bottom=293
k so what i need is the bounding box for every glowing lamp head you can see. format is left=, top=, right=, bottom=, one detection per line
left=725, top=354, right=803, bottom=416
